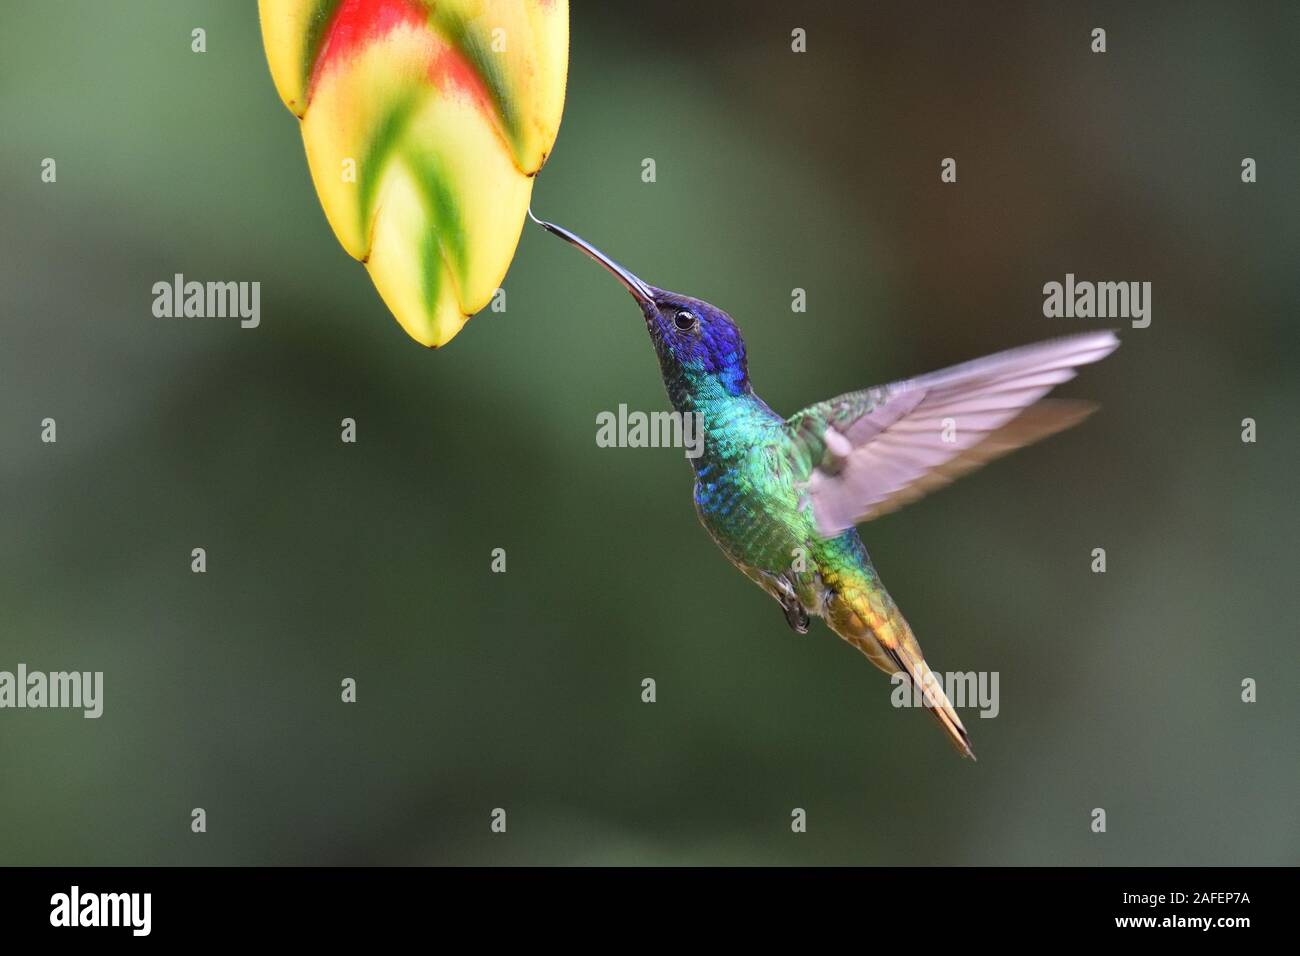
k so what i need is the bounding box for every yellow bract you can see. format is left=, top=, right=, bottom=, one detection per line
left=258, top=0, right=569, bottom=346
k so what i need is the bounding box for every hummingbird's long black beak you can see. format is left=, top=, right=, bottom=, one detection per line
left=528, top=209, right=655, bottom=308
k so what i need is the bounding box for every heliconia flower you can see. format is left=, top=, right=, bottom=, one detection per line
left=258, top=0, right=569, bottom=346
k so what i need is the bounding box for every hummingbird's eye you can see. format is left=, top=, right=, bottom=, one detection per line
left=673, top=310, right=698, bottom=333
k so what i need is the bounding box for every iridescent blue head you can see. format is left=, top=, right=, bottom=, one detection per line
left=536, top=217, right=750, bottom=404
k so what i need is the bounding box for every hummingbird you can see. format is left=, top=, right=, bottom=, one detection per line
left=534, top=214, right=1119, bottom=759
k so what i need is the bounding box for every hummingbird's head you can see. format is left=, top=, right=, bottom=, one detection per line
left=636, top=288, right=748, bottom=394
left=535, top=216, right=750, bottom=398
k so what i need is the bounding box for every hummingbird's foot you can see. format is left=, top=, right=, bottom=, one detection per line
left=782, top=597, right=810, bottom=635
left=759, top=570, right=811, bottom=634
left=775, top=579, right=810, bottom=634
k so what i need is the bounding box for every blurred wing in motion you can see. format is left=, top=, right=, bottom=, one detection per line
left=788, top=331, right=1120, bottom=536
left=259, top=0, right=569, bottom=347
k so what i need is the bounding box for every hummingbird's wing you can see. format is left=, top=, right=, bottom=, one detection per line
left=787, top=331, right=1119, bottom=536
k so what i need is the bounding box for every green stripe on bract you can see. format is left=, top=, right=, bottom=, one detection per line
left=434, top=10, right=522, bottom=162
left=419, top=223, right=444, bottom=318
left=302, top=0, right=345, bottom=101
left=406, top=149, right=467, bottom=308
left=357, top=93, right=421, bottom=243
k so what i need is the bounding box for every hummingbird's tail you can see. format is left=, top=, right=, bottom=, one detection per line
left=824, top=586, right=976, bottom=760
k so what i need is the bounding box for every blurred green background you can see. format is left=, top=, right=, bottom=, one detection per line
left=1, top=1, right=1296, bottom=865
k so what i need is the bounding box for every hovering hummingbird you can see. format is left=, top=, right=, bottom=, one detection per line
left=534, top=214, right=1118, bottom=758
